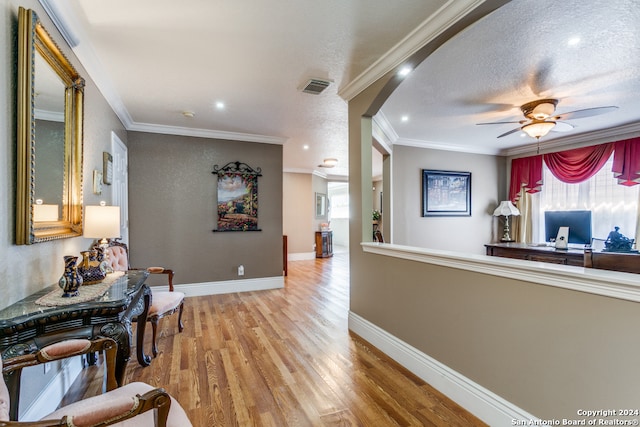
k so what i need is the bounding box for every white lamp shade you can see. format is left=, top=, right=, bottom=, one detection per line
left=33, top=204, right=59, bottom=222
left=493, top=200, right=520, bottom=217
left=84, top=205, right=121, bottom=239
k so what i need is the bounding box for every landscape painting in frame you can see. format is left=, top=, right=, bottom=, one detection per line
left=214, top=162, right=261, bottom=231
left=422, top=169, right=471, bottom=217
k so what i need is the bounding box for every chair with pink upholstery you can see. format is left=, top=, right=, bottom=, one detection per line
left=0, top=337, right=192, bottom=426
left=100, top=239, right=185, bottom=358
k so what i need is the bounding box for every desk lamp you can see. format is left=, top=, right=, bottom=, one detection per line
left=493, top=201, right=520, bottom=242
left=84, top=202, right=121, bottom=272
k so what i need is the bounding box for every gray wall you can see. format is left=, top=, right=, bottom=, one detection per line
left=392, top=145, right=506, bottom=254
left=127, top=132, right=283, bottom=284
left=2, top=0, right=127, bottom=417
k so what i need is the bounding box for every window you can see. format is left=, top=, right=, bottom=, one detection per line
left=531, top=155, right=639, bottom=244
left=328, top=182, right=349, bottom=219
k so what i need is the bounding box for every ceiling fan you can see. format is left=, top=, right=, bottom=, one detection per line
left=477, top=99, right=618, bottom=139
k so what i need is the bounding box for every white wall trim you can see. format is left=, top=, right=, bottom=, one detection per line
left=361, top=243, right=640, bottom=303
left=287, top=252, right=316, bottom=261
left=127, top=122, right=287, bottom=145
left=21, top=357, right=84, bottom=421
left=338, top=0, right=486, bottom=101
left=153, top=276, right=284, bottom=297
left=348, top=312, right=539, bottom=426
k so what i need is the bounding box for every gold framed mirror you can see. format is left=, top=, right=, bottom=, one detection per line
left=16, top=7, right=84, bottom=244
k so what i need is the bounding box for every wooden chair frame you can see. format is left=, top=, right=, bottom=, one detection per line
left=97, top=239, right=184, bottom=357
left=1, top=337, right=172, bottom=426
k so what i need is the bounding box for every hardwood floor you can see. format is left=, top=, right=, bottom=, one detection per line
left=63, top=253, right=485, bottom=426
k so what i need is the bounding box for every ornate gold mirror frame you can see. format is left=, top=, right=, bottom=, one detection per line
left=16, top=7, right=84, bottom=244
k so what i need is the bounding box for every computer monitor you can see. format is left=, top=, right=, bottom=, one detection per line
left=544, top=210, right=592, bottom=245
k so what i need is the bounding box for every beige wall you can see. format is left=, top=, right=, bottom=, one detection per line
left=352, top=252, right=640, bottom=418
left=283, top=173, right=314, bottom=254
left=347, top=0, right=639, bottom=420
left=127, top=132, right=283, bottom=284
left=392, top=145, right=506, bottom=254
left=282, top=172, right=328, bottom=256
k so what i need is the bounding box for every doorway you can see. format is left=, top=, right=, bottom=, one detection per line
left=110, top=132, right=129, bottom=244
left=328, top=182, right=349, bottom=253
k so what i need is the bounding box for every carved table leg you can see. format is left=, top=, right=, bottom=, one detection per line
left=135, top=289, right=152, bottom=366
left=99, top=323, right=129, bottom=386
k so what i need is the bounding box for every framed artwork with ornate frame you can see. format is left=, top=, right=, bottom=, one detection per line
left=213, top=161, right=262, bottom=231
left=422, top=169, right=471, bottom=217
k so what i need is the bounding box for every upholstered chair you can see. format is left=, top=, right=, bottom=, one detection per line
left=0, top=337, right=192, bottom=426
left=101, top=240, right=185, bottom=357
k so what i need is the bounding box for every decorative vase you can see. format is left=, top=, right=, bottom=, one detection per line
left=58, top=255, right=83, bottom=297
left=78, top=248, right=107, bottom=284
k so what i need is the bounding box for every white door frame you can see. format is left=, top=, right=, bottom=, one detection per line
left=111, top=131, right=129, bottom=244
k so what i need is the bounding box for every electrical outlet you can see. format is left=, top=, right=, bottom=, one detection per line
left=238, top=265, right=244, bottom=276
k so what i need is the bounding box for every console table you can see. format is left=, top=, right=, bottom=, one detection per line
left=0, top=270, right=151, bottom=417
left=485, top=242, right=584, bottom=266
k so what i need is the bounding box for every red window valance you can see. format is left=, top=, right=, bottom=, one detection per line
left=509, top=155, right=543, bottom=202
left=613, top=138, right=640, bottom=186
left=509, top=138, right=640, bottom=202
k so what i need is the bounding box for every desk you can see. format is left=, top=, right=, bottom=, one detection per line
left=485, top=243, right=584, bottom=266
left=0, top=270, right=151, bottom=414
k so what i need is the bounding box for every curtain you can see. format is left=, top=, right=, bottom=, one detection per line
left=543, top=143, right=614, bottom=183
left=509, top=155, right=543, bottom=202
left=612, top=138, right=640, bottom=186
left=513, top=189, right=533, bottom=243
left=509, top=140, right=638, bottom=199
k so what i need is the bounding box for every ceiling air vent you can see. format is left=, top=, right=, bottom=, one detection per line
left=301, top=78, right=332, bottom=95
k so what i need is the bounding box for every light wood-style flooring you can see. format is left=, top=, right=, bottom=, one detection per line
left=63, top=253, right=485, bottom=426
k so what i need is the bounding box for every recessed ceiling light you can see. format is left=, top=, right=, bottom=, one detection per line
left=303, top=144, right=309, bottom=150
left=182, top=111, right=195, bottom=118
left=567, top=37, right=581, bottom=46
left=398, top=66, right=412, bottom=77
left=215, top=101, right=225, bottom=110
left=401, top=115, right=409, bottom=122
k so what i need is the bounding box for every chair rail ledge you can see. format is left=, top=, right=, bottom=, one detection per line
left=361, top=242, right=640, bottom=303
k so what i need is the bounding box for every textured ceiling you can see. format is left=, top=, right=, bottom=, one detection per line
left=380, top=0, right=640, bottom=156
left=42, top=0, right=640, bottom=178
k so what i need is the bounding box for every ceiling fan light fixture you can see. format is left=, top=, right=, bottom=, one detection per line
left=522, top=121, right=555, bottom=139
left=531, top=102, right=556, bottom=120
left=322, top=158, right=338, bottom=167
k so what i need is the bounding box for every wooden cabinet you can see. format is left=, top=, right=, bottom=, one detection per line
left=315, top=231, right=333, bottom=258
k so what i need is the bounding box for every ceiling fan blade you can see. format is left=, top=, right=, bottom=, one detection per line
left=497, top=128, right=522, bottom=138
left=551, top=121, right=574, bottom=132
left=476, top=120, right=525, bottom=126
left=553, top=106, right=618, bottom=121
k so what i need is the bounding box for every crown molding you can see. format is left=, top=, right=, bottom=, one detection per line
left=128, top=122, right=287, bottom=144
left=395, top=137, right=501, bottom=156
left=338, top=0, right=486, bottom=101
left=501, top=121, right=640, bottom=157
left=372, top=113, right=396, bottom=155
left=40, top=0, right=287, bottom=146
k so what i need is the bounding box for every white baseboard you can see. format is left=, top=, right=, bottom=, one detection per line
left=21, top=357, right=83, bottom=421
left=153, top=275, right=284, bottom=297
left=287, top=252, right=316, bottom=261
left=348, top=312, right=539, bottom=426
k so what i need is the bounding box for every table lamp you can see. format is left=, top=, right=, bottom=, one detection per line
left=493, top=201, right=520, bottom=242
left=84, top=202, right=121, bottom=272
